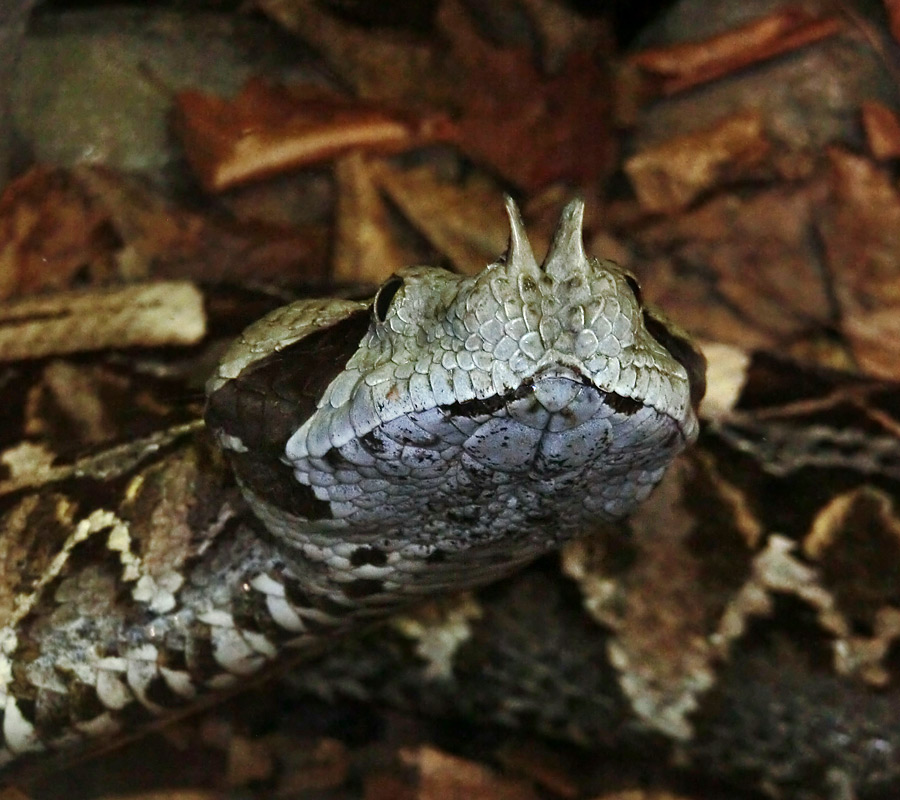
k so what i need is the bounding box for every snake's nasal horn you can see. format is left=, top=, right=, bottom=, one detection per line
left=503, top=196, right=589, bottom=282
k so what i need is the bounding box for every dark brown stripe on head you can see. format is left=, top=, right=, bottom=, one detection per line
left=643, top=311, right=707, bottom=410
left=205, top=309, right=371, bottom=520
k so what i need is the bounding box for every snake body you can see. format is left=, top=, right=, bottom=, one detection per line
left=0, top=199, right=703, bottom=765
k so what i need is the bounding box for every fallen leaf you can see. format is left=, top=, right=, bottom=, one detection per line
left=400, top=745, right=540, bottom=800
left=624, top=111, right=772, bottom=214
left=818, top=148, right=900, bottom=379
left=253, top=0, right=458, bottom=108
left=175, top=79, right=454, bottom=192
left=441, top=1, right=615, bottom=191
left=333, top=152, right=422, bottom=286
left=861, top=100, right=900, bottom=160
left=0, top=282, right=205, bottom=361
left=886, top=0, right=900, bottom=44
left=628, top=8, right=843, bottom=96
left=373, top=162, right=512, bottom=275
left=0, top=166, right=122, bottom=299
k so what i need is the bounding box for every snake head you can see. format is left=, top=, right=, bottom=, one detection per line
left=206, top=199, right=706, bottom=606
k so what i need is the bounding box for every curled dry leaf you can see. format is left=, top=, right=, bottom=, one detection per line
left=861, top=100, right=900, bottom=160
left=175, top=79, right=455, bottom=192
left=628, top=8, right=843, bottom=96
left=624, top=111, right=772, bottom=214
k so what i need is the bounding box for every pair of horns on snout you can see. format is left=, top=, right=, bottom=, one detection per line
left=504, top=196, right=589, bottom=280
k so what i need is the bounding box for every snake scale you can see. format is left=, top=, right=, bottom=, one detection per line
left=3, top=197, right=900, bottom=799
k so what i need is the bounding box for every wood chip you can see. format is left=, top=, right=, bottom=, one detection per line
left=0, top=282, right=205, bottom=361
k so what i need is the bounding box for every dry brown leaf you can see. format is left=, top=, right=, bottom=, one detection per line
left=495, top=739, right=580, bottom=798
left=72, top=166, right=329, bottom=287
left=633, top=180, right=833, bottom=352
left=0, top=166, right=329, bottom=293
left=628, top=8, right=843, bottom=96
left=440, top=1, right=615, bottom=191
left=274, top=737, right=350, bottom=794
left=624, top=111, right=772, bottom=214
left=861, top=100, right=900, bottom=160
left=0, top=167, right=122, bottom=299
left=257, top=0, right=615, bottom=192
left=819, top=148, right=900, bottom=379
left=253, top=0, right=458, bottom=108
left=175, top=80, right=454, bottom=192
left=373, top=162, right=512, bottom=275
left=333, top=152, right=422, bottom=285
left=400, top=745, right=540, bottom=800
left=887, top=0, right=900, bottom=44
left=0, top=282, right=205, bottom=361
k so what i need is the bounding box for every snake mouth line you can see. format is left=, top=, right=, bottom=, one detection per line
left=438, top=372, right=692, bottom=443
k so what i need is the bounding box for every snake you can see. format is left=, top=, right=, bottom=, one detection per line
left=0, top=198, right=705, bottom=769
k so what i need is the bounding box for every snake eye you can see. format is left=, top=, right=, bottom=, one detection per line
left=373, top=276, right=404, bottom=322
left=624, top=274, right=643, bottom=306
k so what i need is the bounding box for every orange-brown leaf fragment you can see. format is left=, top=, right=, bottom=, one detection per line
left=628, top=9, right=842, bottom=96
left=887, top=0, right=900, bottom=44
left=440, top=2, right=615, bottom=192
left=624, top=111, right=771, bottom=214
left=819, top=148, right=900, bottom=379
left=861, top=100, right=900, bottom=160
left=0, top=167, right=120, bottom=300
left=401, top=745, right=540, bottom=800
left=175, top=80, right=454, bottom=192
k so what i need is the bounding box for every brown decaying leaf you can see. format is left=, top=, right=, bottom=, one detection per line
left=819, top=148, right=900, bottom=380
left=886, top=0, right=900, bottom=44
left=255, top=0, right=615, bottom=192
left=439, top=1, right=615, bottom=192
left=624, top=111, right=772, bottom=214
left=175, top=80, right=455, bottom=192
left=400, top=745, right=540, bottom=800
left=0, top=166, right=329, bottom=292
left=253, top=0, right=459, bottom=109
left=861, top=100, right=900, bottom=160
left=0, top=167, right=121, bottom=299
left=630, top=177, right=834, bottom=356
left=628, top=8, right=843, bottom=96
left=0, top=282, right=205, bottom=361
left=373, top=162, right=513, bottom=275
